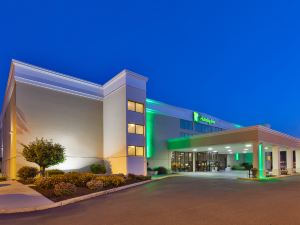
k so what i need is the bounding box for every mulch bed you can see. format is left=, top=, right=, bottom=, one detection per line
left=30, top=179, right=146, bottom=202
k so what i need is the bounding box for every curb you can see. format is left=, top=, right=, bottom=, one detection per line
left=0, top=175, right=175, bottom=214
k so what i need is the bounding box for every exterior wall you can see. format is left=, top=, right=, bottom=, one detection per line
left=126, top=86, right=146, bottom=175
left=147, top=114, right=180, bottom=169
left=15, top=82, right=103, bottom=175
left=1, top=86, right=17, bottom=178
left=103, top=86, right=127, bottom=174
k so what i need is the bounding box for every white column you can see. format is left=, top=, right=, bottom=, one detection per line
left=296, top=150, right=300, bottom=173
left=286, top=149, right=293, bottom=175
left=192, top=152, right=196, bottom=172
left=272, top=146, right=281, bottom=176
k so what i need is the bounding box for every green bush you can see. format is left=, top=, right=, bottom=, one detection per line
left=154, top=167, right=168, bottom=175
left=231, top=165, right=246, bottom=170
left=46, top=169, right=65, bottom=177
left=34, top=176, right=64, bottom=189
left=17, top=166, right=39, bottom=181
left=86, top=179, right=104, bottom=190
left=53, top=182, right=76, bottom=196
left=90, top=164, right=106, bottom=174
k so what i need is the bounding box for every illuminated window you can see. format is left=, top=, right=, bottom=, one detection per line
left=136, top=146, right=144, bottom=156
left=127, top=100, right=144, bottom=114
left=128, top=146, right=136, bottom=156
left=127, top=123, right=144, bottom=135
left=128, top=101, right=135, bottom=111
left=128, top=124, right=136, bottom=134
left=136, top=103, right=144, bottom=113
left=128, top=146, right=144, bottom=156
left=136, top=125, right=144, bottom=135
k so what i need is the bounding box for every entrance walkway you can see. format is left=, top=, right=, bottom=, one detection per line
left=178, top=170, right=249, bottom=179
left=0, top=181, right=52, bottom=211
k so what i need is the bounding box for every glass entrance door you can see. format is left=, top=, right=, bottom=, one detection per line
left=171, top=152, right=193, bottom=172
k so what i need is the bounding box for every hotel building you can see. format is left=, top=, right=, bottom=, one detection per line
left=1, top=60, right=300, bottom=179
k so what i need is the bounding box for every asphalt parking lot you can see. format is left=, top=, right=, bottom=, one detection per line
left=1, top=174, right=300, bottom=225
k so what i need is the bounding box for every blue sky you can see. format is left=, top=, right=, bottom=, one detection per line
left=1, top=0, right=300, bottom=136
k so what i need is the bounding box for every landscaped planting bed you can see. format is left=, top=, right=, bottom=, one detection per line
left=29, top=172, right=151, bottom=202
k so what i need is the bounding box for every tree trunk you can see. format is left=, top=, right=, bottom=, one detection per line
left=40, top=166, right=46, bottom=177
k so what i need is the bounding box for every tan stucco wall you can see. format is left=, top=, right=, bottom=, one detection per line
left=103, top=85, right=127, bottom=174
left=15, top=82, right=103, bottom=174
left=2, top=85, right=17, bottom=178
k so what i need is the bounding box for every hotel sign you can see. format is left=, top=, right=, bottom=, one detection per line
left=193, top=112, right=216, bottom=125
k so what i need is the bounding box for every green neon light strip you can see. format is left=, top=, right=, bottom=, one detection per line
left=146, top=109, right=155, bottom=158
left=258, top=143, right=265, bottom=179
left=235, top=152, right=239, bottom=161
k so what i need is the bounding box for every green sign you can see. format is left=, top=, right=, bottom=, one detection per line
left=193, top=112, right=216, bottom=125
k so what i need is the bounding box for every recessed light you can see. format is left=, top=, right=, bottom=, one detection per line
left=264, top=147, right=269, bottom=150
left=244, top=149, right=248, bottom=151
left=193, top=149, right=197, bottom=152
left=213, top=150, right=218, bottom=153
left=208, top=147, right=213, bottom=151
left=245, top=144, right=252, bottom=147
left=227, top=149, right=232, bottom=152
left=225, top=146, right=231, bottom=149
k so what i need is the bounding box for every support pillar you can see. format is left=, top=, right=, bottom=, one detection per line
left=253, top=142, right=265, bottom=178
left=296, top=150, right=300, bottom=173
left=286, top=149, right=293, bottom=175
left=192, top=152, right=196, bottom=172
left=272, top=146, right=280, bottom=176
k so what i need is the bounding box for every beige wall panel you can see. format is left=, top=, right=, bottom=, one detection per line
left=15, top=82, right=103, bottom=173
left=103, top=85, right=127, bottom=174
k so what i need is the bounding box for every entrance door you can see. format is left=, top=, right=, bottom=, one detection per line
left=171, top=152, right=193, bottom=172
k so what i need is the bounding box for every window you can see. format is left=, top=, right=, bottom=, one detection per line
left=128, top=101, right=135, bottom=111
left=128, top=146, right=144, bottom=156
left=180, top=119, right=193, bottom=130
left=128, top=123, right=144, bottom=135
left=127, top=100, right=144, bottom=114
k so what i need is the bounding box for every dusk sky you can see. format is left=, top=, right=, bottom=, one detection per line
left=1, top=1, right=300, bottom=136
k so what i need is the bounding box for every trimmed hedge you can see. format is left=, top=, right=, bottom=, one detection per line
left=154, top=167, right=168, bottom=175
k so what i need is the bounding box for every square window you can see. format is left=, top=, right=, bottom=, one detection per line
left=136, top=146, right=144, bottom=156
left=128, top=101, right=135, bottom=111
left=128, top=124, right=136, bottom=134
left=135, top=103, right=144, bottom=113
left=136, top=125, right=144, bottom=135
left=128, top=146, right=136, bottom=156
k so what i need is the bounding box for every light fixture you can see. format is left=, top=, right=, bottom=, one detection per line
left=208, top=147, right=213, bottom=151
left=213, top=150, right=218, bottom=153
left=245, top=144, right=252, bottom=148
left=227, top=149, right=232, bottom=152
left=264, top=147, right=269, bottom=150
left=244, top=149, right=248, bottom=151
left=225, top=146, right=231, bottom=149
left=193, top=149, right=197, bottom=152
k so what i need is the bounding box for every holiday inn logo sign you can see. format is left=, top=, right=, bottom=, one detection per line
left=193, top=112, right=216, bottom=125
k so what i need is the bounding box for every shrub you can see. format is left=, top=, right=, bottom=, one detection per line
left=95, top=175, right=126, bottom=187
left=0, top=176, right=7, bottom=182
left=231, top=165, right=246, bottom=170
left=86, top=179, right=104, bottom=190
left=127, top=173, right=151, bottom=181
left=34, top=175, right=64, bottom=189
left=154, top=167, right=168, bottom=175
left=46, top=169, right=65, bottom=177
left=53, top=182, right=76, bottom=196
left=17, top=166, right=38, bottom=181
left=90, top=164, right=106, bottom=174
left=63, top=172, right=96, bottom=187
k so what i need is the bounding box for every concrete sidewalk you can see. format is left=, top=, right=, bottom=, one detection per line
left=0, top=181, right=53, bottom=210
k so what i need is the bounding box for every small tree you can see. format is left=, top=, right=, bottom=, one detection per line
left=22, top=138, right=66, bottom=176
